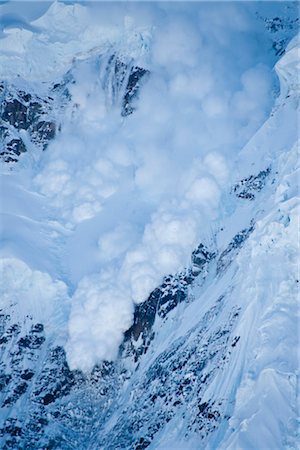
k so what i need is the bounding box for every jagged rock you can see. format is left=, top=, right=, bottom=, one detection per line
left=191, top=244, right=216, bottom=275
left=102, top=54, right=149, bottom=116
left=217, top=223, right=254, bottom=274
left=123, top=244, right=216, bottom=365
left=33, top=346, right=75, bottom=406
left=261, top=15, right=299, bottom=56
left=31, top=121, right=56, bottom=148
left=0, top=85, right=56, bottom=163
left=2, top=99, right=28, bottom=129
left=122, top=66, right=149, bottom=116
left=5, top=139, right=27, bottom=156
left=0, top=6, right=297, bottom=447
left=232, top=167, right=271, bottom=200
left=0, top=55, right=148, bottom=164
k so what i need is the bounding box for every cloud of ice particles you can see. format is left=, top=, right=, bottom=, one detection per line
left=14, top=1, right=280, bottom=370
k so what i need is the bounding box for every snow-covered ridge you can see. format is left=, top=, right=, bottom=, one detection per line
left=276, top=32, right=300, bottom=97
left=0, top=2, right=151, bottom=82
left=0, top=1, right=298, bottom=372
left=0, top=3, right=299, bottom=448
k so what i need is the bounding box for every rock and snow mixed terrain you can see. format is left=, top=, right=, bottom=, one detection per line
left=0, top=2, right=299, bottom=449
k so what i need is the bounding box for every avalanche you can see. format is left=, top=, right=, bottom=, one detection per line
left=0, top=1, right=299, bottom=449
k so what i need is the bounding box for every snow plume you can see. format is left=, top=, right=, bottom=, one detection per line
left=19, top=1, right=286, bottom=370
left=0, top=258, right=70, bottom=343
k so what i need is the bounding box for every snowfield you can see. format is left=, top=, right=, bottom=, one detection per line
left=0, top=2, right=299, bottom=449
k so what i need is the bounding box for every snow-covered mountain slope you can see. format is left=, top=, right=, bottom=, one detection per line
left=0, top=2, right=299, bottom=449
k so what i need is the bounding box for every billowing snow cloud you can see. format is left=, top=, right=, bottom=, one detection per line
left=3, top=1, right=281, bottom=370
left=0, top=258, right=70, bottom=343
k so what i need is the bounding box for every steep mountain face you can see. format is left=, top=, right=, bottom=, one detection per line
left=0, top=3, right=299, bottom=450
left=0, top=54, right=148, bottom=164
left=0, top=83, right=56, bottom=162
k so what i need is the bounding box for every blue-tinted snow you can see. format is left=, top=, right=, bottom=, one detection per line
left=0, top=2, right=299, bottom=447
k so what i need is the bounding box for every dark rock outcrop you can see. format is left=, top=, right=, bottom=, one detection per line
left=0, top=55, right=149, bottom=164
left=232, top=167, right=271, bottom=200
left=0, top=83, right=56, bottom=163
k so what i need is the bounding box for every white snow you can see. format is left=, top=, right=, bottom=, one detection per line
left=0, top=2, right=299, bottom=446
left=0, top=2, right=151, bottom=82
left=219, top=142, right=299, bottom=450
left=1, top=1, right=283, bottom=371
left=146, top=36, right=300, bottom=450
left=0, top=257, right=70, bottom=343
